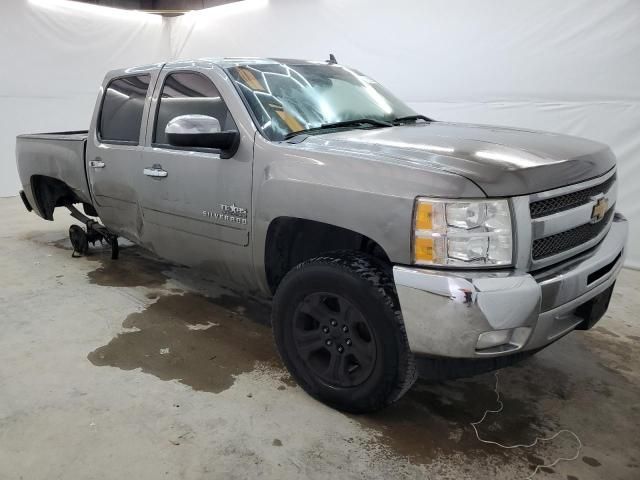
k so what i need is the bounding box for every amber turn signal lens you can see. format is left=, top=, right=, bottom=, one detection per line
left=414, top=237, right=434, bottom=262
left=415, top=202, right=433, bottom=230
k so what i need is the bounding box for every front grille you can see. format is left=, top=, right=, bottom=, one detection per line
left=532, top=207, right=614, bottom=260
left=529, top=174, right=616, bottom=219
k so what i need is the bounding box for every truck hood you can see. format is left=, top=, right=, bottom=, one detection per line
left=295, top=122, right=616, bottom=196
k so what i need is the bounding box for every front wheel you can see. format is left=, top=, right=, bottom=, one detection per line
left=272, top=252, right=416, bottom=413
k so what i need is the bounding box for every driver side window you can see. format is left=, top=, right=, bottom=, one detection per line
left=154, top=72, right=237, bottom=146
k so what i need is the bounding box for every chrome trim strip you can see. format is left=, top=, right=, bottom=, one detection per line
left=511, top=196, right=532, bottom=271
left=529, top=167, right=616, bottom=202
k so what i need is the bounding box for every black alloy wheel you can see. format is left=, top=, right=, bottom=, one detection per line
left=292, top=292, right=376, bottom=388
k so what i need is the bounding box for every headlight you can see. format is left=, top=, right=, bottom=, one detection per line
left=413, top=198, right=513, bottom=266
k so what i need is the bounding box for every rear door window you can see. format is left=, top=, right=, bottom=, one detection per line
left=99, top=75, right=151, bottom=144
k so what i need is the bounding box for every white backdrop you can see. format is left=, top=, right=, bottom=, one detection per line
left=0, top=0, right=166, bottom=198
left=1, top=0, right=639, bottom=266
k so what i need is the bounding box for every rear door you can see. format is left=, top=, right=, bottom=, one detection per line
left=86, top=68, right=161, bottom=242
left=137, top=65, right=253, bottom=270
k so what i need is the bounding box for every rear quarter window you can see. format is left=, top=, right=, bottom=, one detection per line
left=99, top=75, right=151, bottom=144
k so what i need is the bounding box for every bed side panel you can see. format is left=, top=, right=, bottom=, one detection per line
left=16, top=134, right=91, bottom=218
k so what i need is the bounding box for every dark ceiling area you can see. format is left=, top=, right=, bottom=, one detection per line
left=73, top=0, right=242, bottom=15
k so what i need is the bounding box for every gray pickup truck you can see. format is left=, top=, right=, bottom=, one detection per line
left=16, top=57, right=627, bottom=413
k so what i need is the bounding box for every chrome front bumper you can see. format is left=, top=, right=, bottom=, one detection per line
left=393, top=212, right=628, bottom=358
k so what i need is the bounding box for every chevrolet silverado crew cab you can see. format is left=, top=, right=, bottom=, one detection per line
left=16, top=57, right=628, bottom=413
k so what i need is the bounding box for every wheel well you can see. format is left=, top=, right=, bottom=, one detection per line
left=264, top=217, right=391, bottom=294
left=30, top=176, right=80, bottom=220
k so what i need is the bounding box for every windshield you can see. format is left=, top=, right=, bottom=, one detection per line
left=226, top=62, right=416, bottom=141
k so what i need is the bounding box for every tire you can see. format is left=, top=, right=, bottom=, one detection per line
left=272, top=251, right=417, bottom=413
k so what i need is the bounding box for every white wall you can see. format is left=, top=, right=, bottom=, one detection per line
left=170, top=0, right=640, bottom=267
left=0, top=0, right=167, bottom=198
left=2, top=0, right=638, bottom=266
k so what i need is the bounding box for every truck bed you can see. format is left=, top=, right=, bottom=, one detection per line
left=16, top=131, right=92, bottom=219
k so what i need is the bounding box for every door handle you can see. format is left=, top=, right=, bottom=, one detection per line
left=143, top=165, right=168, bottom=178
left=89, top=159, right=105, bottom=168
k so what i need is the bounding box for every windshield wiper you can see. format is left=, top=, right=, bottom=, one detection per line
left=392, top=115, right=432, bottom=125
left=284, top=118, right=393, bottom=140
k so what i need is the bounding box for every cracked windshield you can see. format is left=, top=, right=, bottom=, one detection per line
left=227, top=62, right=416, bottom=140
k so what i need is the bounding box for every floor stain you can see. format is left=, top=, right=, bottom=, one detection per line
left=582, top=330, right=640, bottom=379
left=86, top=248, right=171, bottom=288
left=26, top=231, right=171, bottom=288
left=582, top=456, right=602, bottom=467
left=279, top=373, right=297, bottom=387
left=88, top=292, right=278, bottom=394
left=352, top=371, right=557, bottom=467
left=23, top=230, right=74, bottom=247
left=592, top=327, right=620, bottom=338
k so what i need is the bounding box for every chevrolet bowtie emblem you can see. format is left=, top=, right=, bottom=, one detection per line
left=591, top=197, right=609, bottom=223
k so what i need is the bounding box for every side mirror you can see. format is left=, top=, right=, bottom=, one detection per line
left=165, top=114, right=240, bottom=159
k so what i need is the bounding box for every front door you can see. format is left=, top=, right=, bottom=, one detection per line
left=86, top=72, right=157, bottom=242
left=138, top=68, right=253, bottom=271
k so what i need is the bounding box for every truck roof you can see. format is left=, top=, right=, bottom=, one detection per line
left=105, top=57, right=328, bottom=80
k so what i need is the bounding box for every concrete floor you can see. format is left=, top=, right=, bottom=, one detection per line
left=0, top=196, right=639, bottom=480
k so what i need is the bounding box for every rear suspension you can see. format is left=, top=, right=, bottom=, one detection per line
left=65, top=204, right=119, bottom=260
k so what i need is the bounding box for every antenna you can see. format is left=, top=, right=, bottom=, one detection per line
left=328, top=53, right=338, bottom=64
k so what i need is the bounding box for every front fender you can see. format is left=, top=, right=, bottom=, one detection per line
left=250, top=138, right=485, bottom=294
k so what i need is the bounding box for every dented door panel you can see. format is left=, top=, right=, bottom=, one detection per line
left=137, top=63, right=254, bottom=275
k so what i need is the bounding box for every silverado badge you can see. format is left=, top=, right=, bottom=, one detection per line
left=203, top=203, right=248, bottom=225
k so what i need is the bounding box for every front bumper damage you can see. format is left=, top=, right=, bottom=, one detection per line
left=393, top=212, right=628, bottom=358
